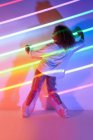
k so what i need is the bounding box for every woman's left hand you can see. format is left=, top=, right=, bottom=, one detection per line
left=25, top=45, right=30, bottom=54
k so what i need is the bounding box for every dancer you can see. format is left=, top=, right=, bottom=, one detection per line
left=22, top=25, right=84, bottom=118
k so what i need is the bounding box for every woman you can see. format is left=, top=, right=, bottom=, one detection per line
left=22, top=25, right=84, bottom=118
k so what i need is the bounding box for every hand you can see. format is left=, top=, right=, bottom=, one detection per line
left=73, top=26, right=84, bottom=42
left=25, top=45, right=30, bottom=54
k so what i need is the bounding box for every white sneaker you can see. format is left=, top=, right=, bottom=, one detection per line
left=55, top=104, right=70, bottom=118
left=55, top=104, right=64, bottom=117
left=22, top=103, right=30, bottom=118
left=64, top=109, right=70, bottom=118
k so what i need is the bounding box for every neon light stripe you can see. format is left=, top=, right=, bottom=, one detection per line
left=75, top=45, right=93, bottom=53
left=66, top=63, right=93, bottom=74
left=0, top=0, right=23, bottom=8
left=73, top=27, right=93, bottom=36
left=1, top=9, right=93, bottom=40
left=59, top=83, right=93, bottom=94
left=0, top=60, right=41, bottom=74
left=0, top=45, right=93, bottom=74
left=42, top=45, right=93, bottom=57
left=0, top=39, right=53, bottom=57
left=0, top=0, right=79, bottom=25
left=0, top=27, right=93, bottom=58
left=0, top=81, right=32, bottom=92
left=41, top=63, right=93, bottom=75
left=0, top=63, right=93, bottom=91
left=82, top=27, right=93, bottom=33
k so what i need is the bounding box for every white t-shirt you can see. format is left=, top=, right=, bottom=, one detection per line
left=29, top=42, right=84, bottom=77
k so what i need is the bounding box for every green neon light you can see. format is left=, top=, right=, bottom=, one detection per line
left=0, top=63, right=93, bottom=91
left=0, top=27, right=93, bottom=58
left=0, top=45, right=93, bottom=75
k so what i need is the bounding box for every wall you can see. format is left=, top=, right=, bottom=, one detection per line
left=0, top=0, right=93, bottom=110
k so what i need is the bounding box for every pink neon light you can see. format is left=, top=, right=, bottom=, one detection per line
left=59, top=83, right=93, bottom=94
left=0, top=0, right=23, bottom=8
left=1, top=0, right=79, bottom=24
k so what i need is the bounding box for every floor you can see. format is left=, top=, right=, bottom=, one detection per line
left=0, top=110, right=93, bottom=140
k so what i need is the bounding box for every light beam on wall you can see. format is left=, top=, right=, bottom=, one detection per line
left=0, top=0, right=23, bottom=8
left=0, top=0, right=79, bottom=25
left=0, top=45, right=93, bottom=74
left=1, top=9, right=93, bottom=40
left=0, top=60, right=41, bottom=74
left=0, top=63, right=93, bottom=91
left=58, top=83, right=93, bottom=94
left=0, top=27, right=93, bottom=58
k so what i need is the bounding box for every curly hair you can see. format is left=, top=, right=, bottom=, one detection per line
left=52, top=25, right=75, bottom=49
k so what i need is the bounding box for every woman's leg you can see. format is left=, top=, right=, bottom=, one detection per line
left=22, top=69, right=46, bottom=117
left=46, top=76, right=69, bottom=118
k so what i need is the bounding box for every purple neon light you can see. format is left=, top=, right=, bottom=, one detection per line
left=0, top=0, right=23, bottom=8
left=0, top=0, right=79, bottom=24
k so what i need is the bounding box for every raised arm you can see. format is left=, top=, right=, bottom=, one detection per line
left=25, top=44, right=53, bottom=59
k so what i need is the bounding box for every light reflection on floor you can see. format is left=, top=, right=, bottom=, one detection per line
left=0, top=110, right=93, bottom=140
